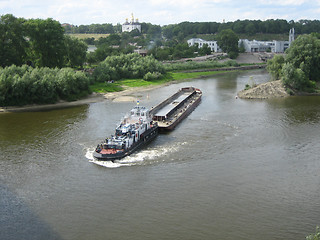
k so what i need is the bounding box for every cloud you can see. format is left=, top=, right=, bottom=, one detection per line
left=0, top=0, right=318, bottom=25
left=258, top=0, right=311, bottom=6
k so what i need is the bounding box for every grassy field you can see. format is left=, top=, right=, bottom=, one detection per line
left=66, top=33, right=110, bottom=40
left=89, top=70, right=230, bottom=93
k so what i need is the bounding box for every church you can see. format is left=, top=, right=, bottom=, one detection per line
left=122, top=14, right=141, bottom=33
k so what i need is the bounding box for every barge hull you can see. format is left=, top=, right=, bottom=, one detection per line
left=151, top=87, right=202, bottom=131
left=160, top=95, right=201, bottom=131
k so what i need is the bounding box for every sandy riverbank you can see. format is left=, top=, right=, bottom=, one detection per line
left=0, top=83, right=169, bottom=113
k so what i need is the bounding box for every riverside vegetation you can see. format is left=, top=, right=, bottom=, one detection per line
left=0, top=14, right=244, bottom=107
left=0, top=53, right=242, bottom=107
left=2, top=13, right=320, bottom=107
left=266, top=33, right=320, bottom=94
left=239, top=32, right=320, bottom=99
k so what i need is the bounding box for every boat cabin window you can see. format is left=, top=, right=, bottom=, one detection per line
left=141, top=112, right=144, bottom=116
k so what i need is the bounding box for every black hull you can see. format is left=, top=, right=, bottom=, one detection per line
left=93, top=126, right=158, bottom=161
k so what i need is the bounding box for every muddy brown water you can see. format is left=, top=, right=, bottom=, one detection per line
left=1, top=69, right=319, bottom=240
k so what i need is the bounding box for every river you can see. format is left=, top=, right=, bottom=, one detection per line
left=1, top=69, right=319, bottom=240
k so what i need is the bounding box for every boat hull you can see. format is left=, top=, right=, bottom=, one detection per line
left=93, top=125, right=158, bottom=161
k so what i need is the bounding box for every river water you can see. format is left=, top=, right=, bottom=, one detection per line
left=1, top=70, right=319, bottom=240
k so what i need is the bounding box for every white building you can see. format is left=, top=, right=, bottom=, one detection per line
left=239, top=28, right=294, bottom=53
left=187, top=38, right=222, bottom=53
left=122, top=14, right=141, bottom=33
left=239, top=39, right=290, bottom=53
left=189, top=28, right=294, bottom=54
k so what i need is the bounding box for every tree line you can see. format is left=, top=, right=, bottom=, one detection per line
left=62, top=19, right=320, bottom=40
left=1, top=14, right=87, bottom=68
left=162, top=19, right=320, bottom=39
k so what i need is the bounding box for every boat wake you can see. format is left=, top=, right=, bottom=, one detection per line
left=85, top=141, right=187, bottom=168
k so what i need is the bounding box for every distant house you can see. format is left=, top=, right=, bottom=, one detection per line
left=122, top=14, right=141, bottom=33
left=187, top=38, right=222, bottom=53
left=134, top=49, right=148, bottom=56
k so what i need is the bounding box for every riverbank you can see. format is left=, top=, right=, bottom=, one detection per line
left=0, top=53, right=267, bottom=113
left=0, top=83, right=169, bottom=113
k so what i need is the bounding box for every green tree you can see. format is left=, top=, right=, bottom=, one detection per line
left=0, top=14, right=28, bottom=67
left=282, top=62, right=309, bottom=90
left=216, top=29, right=239, bottom=59
left=266, top=54, right=285, bottom=80
left=25, top=18, right=66, bottom=68
left=266, top=34, right=320, bottom=91
left=64, top=35, right=87, bottom=68
left=285, top=34, right=320, bottom=82
left=199, top=43, right=212, bottom=55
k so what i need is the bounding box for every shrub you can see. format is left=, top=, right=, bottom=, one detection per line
left=143, top=72, right=162, bottom=81
left=93, top=53, right=166, bottom=82
left=0, top=65, right=90, bottom=106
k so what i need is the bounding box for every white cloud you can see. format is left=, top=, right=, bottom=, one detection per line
left=259, top=0, right=310, bottom=6
left=0, top=0, right=318, bottom=25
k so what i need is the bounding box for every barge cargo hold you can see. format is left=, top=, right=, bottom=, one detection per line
left=150, top=87, right=202, bottom=131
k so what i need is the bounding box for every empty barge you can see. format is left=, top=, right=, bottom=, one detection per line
left=150, top=87, right=202, bottom=131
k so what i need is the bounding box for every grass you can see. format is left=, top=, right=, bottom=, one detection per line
left=88, top=70, right=231, bottom=93
left=89, top=82, right=123, bottom=93
left=169, top=71, right=228, bottom=81
left=66, top=33, right=110, bottom=40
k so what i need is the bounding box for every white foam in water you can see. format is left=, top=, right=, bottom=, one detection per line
left=85, top=147, right=123, bottom=168
left=85, top=142, right=187, bottom=168
left=85, top=148, right=95, bottom=160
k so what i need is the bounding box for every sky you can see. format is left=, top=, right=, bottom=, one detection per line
left=1, top=0, right=320, bottom=26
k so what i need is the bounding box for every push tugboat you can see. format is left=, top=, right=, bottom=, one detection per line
left=93, top=106, right=158, bottom=161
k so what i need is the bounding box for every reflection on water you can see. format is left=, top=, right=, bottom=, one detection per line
left=1, top=70, right=320, bottom=240
left=0, top=185, right=62, bottom=240
left=267, top=96, right=320, bottom=124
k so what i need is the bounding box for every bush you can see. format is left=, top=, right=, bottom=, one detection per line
left=163, top=59, right=239, bottom=71
left=0, top=65, right=91, bottom=106
left=93, top=53, right=166, bottom=82
left=282, top=62, right=309, bottom=90
left=143, top=72, right=162, bottom=81
left=267, top=54, right=285, bottom=80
